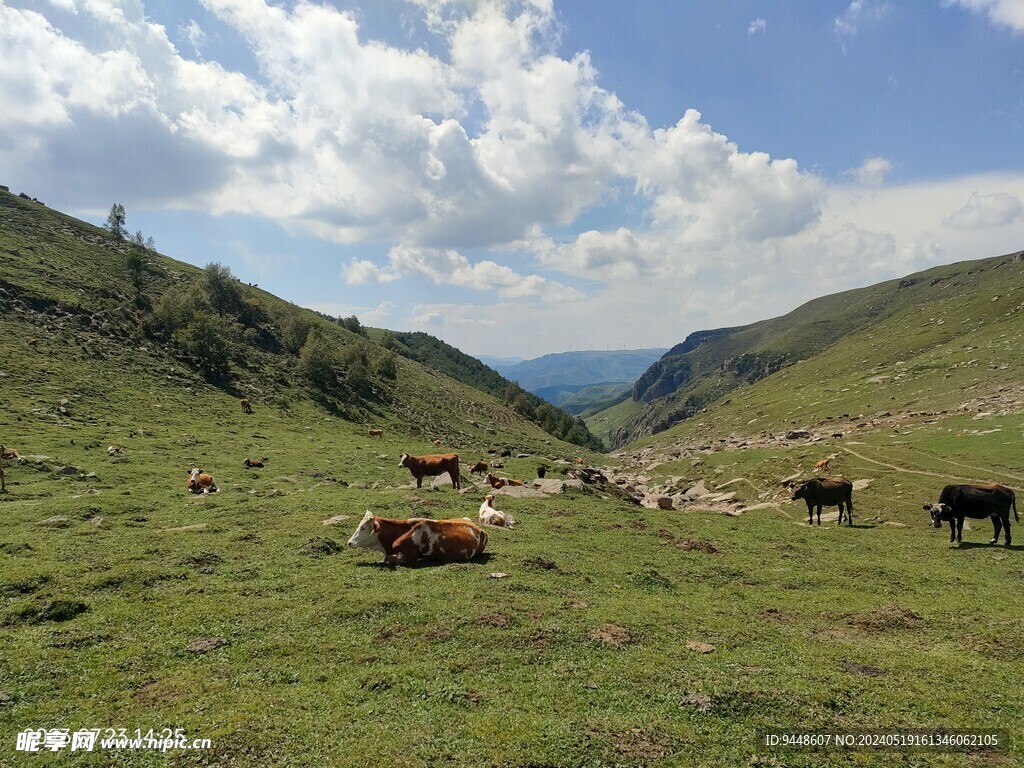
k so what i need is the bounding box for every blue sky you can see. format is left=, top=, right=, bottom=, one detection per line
left=2, top=0, right=1023, bottom=357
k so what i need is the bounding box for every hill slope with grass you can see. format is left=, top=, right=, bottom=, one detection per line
left=603, top=251, right=1024, bottom=448
left=2, top=190, right=1024, bottom=766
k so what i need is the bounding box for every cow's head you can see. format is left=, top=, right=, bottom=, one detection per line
left=790, top=482, right=810, bottom=502
left=398, top=453, right=411, bottom=469
left=347, top=511, right=384, bottom=552
left=187, top=468, right=203, bottom=490
left=923, top=502, right=951, bottom=528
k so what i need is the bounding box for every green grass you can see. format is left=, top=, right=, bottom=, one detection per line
left=2, top=192, right=1023, bottom=766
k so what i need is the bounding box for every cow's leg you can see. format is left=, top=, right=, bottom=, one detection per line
left=1002, top=514, right=1011, bottom=546
left=949, top=519, right=956, bottom=543
left=388, top=531, right=420, bottom=567
left=806, top=502, right=813, bottom=526
left=837, top=504, right=845, bottom=526
left=816, top=504, right=822, bottom=526
left=991, top=515, right=1002, bottom=545
left=450, top=470, right=459, bottom=490
left=846, top=495, right=853, bottom=526
left=416, top=476, right=423, bottom=489
left=956, top=516, right=965, bottom=543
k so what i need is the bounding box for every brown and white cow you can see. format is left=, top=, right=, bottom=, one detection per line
left=791, top=476, right=854, bottom=526
left=187, top=468, right=219, bottom=494
left=107, top=445, right=124, bottom=456
left=368, top=428, right=384, bottom=439
left=478, top=495, right=515, bottom=527
left=486, top=472, right=522, bottom=489
left=399, top=453, right=460, bottom=489
left=240, top=398, right=253, bottom=414
left=347, top=511, right=487, bottom=567
left=1, top=446, right=20, bottom=460
left=924, top=484, right=1018, bottom=546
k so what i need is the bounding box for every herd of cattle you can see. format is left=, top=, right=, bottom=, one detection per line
left=7, top=392, right=1017, bottom=568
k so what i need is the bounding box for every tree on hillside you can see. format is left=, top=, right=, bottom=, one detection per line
left=125, top=248, right=146, bottom=303
left=203, top=262, right=244, bottom=318
left=130, top=230, right=156, bottom=252
left=105, top=203, right=127, bottom=239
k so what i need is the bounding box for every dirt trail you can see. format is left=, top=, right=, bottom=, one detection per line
left=841, top=446, right=1023, bottom=485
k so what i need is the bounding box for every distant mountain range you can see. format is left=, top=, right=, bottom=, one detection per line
left=484, top=349, right=668, bottom=410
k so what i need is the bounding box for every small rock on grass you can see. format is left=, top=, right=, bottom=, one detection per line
left=186, top=637, right=228, bottom=654
left=686, top=641, right=716, bottom=654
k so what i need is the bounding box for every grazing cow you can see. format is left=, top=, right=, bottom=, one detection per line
left=536, top=465, right=547, bottom=479
left=107, top=445, right=124, bottom=456
left=240, top=398, right=253, bottom=414
left=399, top=452, right=460, bottom=489
left=478, top=495, right=515, bottom=527
left=486, top=472, right=523, bottom=489
left=924, top=484, right=1018, bottom=546
left=814, top=458, right=831, bottom=472
left=187, top=468, right=218, bottom=494
left=433, top=439, right=443, bottom=447
left=347, top=510, right=487, bottom=567
left=575, top=457, right=584, bottom=465
left=469, top=460, right=488, bottom=475
left=791, top=477, right=854, bottom=526
left=243, top=458, right=265, bottom=468
left=368, top=428, right=383, bottom=439
left=1, top=446, right=20, bottom=460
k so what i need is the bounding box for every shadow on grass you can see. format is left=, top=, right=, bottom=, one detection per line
left=354, top=552, right=496, bottom=569
left=952, top=541, right=1022, bottom=552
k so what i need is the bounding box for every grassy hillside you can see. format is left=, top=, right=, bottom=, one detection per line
left=2, top=191, right=1023, bottom=766
left=605, top=252, right=1024, bottom=447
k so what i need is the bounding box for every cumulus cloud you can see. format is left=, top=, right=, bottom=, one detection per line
left=835, top=0, right=893, bottom=37
left=180, top=19, right=206, bottom=57
left=851, top=156, right=892, bottom=185
left=748, top=18, right=766, bottom=35
left=342, top=259, right=401, bottom=285
left=943, top=191, right=1024, bottom=230
left=385, top=245, right=583, bottom=301
left=306, top=300, right=396, bottom=324
left=947, top=0, right=1024, bottom=32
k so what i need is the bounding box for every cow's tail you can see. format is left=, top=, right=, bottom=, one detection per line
left=1013, top=490, right=1019, bottom=523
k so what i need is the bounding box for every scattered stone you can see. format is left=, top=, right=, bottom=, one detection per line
left=37, top=516, right=73, bottom=528
left=322, top=515, right=352, bottom=526
left=488, top=572, right=508, bottom=579
left=186, top=637, right=228, bottom=654
left=56, top=465, right=81, bottom=476
left=686, top=641, right=716, bottom=654
left=0, top=691, right=12, bottom=706
left=786, top=429, right=811, bottom=440
left=851, top=478, right=873, bottom=491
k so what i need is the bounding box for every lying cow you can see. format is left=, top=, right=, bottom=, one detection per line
left=243, top=458, right=265, bottom=468
left=347, top=510, right=487, bottom=567
left=399, top=452, right=460, bottom=489
left=924, top=484, right=1018, bottom=546
left=1, top=446, right=20, bottom=460
left=486, top=472, right=523, bottom=489
left=478, top=495, right=515, bottom=527
left=791, top=476, right=854, bottom=526
left=187, top=468, right=218, bottom=494
left=469, top=460, right=488, bottom=475
left=107, top=445, right=124, bottom=456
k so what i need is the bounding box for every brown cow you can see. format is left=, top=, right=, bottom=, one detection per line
left=814, top=458, right=831, bottom=472
left=432, top=439, right=443, bottom=447
left=243, top=458, right=265, bottom=468
left=486, top=472, right=523, bottom=489
left=1, top=446, right=20, bottom=460
left=575, top=457, right=584, bottom=465
left=469, top=460, right=488, bottom=475
left=399, top=452, right=460, bottom=489
left=187, top=468, right=219, bottom=494
left=791, top=476, right=854, bottom=526
left=347, top=511, right=487, bottom=567
left=369, top=428, right=383, bottom=439
left=241, top=398, right=253, bottom=414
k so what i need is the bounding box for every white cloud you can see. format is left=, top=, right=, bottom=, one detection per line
left=943, top=191, right=1024, bottom=230
left=342, top=259, right=401, bottom=285
left=947, top=0, right=1024, bottom=32
left=748, top=18, right=766, bottom=35
left=851, top=156, right=892, bottom=185
left=180, top=19, right=207, bottom=56
left=305, top=300, right=396, bottom=324
left=386, top=245, right=583, bottom=301
left=835, top=0, right=893, bottom=37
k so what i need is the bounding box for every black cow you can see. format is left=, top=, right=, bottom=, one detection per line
left=923, top=484, right=1018, bottom=546
left=791, top=477, right=854, bottom=526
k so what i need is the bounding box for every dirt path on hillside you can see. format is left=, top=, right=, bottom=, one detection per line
left=841, top=446, right=1023, bottom=486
